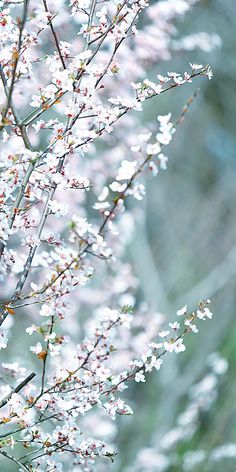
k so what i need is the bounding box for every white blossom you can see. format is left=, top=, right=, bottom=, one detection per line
left=116, top=160, right=137, bottom=181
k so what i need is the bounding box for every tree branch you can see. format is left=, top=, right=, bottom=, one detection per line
left=0, top=372, right=36, bottom=409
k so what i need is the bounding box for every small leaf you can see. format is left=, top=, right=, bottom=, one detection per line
left=37, top=351, right=47, bottom=360
left=5, top=306, right=15, bottom=315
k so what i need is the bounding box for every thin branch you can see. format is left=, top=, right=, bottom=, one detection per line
left=0, top=450, right=30, bottom=471
left=0, top=0, right=30, bottom=130
left=85, top=0, right=97, bottom=50
left=40, top=315, right=55, bottom=395
left=0, top=372, right=36, bottom=409
left=0, top=64, right=34, bottom=258
left=42, top=0, right=66, bottom=70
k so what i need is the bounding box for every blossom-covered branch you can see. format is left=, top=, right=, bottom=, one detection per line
left=0, top=0, right=216, bottom=470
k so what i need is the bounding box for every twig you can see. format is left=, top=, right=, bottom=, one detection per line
left=0, top=64, right=34, bottom=258
left=42, top=0, right=66, bottom=70
left=0, top=450, right=30, bottom=471
left=0, top=372, right=36, bottom=409
left=0, top=0, right=30, bottom=129
left=85, top=0, right=97, bottom=50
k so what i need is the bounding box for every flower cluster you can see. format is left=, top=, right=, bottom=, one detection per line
left=0, top=302, right=212, bottom=471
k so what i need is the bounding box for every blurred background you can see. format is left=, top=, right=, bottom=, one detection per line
left=113, top=0, right=236, bottom=470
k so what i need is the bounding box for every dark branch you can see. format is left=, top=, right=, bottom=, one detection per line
left=0, top=372, right=36, bottom=409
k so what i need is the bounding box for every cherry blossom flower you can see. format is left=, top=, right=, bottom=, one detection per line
left=197, top=306, right=213, bottom=320
left=177, top=305, right=188, bottom=316
left=135, top=370, right=146, bottom=383
left=116, top=160, right=138, bottom=181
